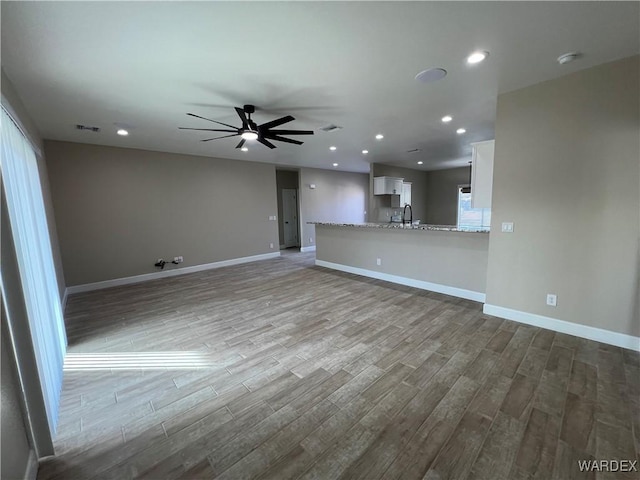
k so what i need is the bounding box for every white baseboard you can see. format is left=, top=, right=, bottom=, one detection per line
left=483, top=304, right=640, bottom=352
left=66, top=252, right=281, bottom=295
left=315, top=259, right=485, bottom=303
left=300, top=246, right=316, bottom=253
left=24, top=449, right=38, bottom=480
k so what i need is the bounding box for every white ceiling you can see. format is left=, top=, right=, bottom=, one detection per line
left=2, top=2, right=638, bottom=173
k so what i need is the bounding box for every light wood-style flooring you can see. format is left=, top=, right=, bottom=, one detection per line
left=38, top=251, right=639, bottom=479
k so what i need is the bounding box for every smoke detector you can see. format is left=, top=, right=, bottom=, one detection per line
left=415, top=68, right=447, bottom=84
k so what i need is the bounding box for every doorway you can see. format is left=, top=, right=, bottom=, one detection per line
left=275, top=170, right=301, bottom=249
left=281, top=189, right=299, bottom=248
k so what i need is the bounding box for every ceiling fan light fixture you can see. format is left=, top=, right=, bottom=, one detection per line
left=241, top=131, right=258, bottom=141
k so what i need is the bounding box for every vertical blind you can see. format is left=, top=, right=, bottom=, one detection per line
left=1, top=106, right=67, bottom=436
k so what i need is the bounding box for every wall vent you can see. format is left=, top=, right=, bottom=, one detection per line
left=319, top=124, right=343, bottom=133
left=406, top=148, right=421, bottom=153
left=76, top=124, right=101, bottom=132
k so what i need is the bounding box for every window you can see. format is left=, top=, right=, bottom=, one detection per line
left=1, top=105, right=67, bottom=436
left=457, top=186, right=491, bottom=231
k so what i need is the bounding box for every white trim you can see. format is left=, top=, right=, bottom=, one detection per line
left=24, top=449, right=38, bottom=480
left=300, top=246, right=316, bottom=253
left=483, top=304, right=640, bottom=352
left=66, top=252, right=281, bottom=294
left=315, top=259, right=485, bottom=302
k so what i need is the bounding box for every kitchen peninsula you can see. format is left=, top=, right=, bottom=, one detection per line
left=310, top=222, right=490, bottom=302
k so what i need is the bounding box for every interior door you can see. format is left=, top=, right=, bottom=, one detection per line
left=281, top=189, right=299, bottom=248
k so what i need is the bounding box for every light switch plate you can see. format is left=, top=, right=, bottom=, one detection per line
left=501, top=222, right=514, bottom=233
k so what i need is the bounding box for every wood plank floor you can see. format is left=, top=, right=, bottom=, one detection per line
left=39, top=251, right=639, bottom=480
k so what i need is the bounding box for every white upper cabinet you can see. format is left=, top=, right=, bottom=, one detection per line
left=401, top=182, right=412, bottom=206
left=470, top=140, right=495, bottom=209
left=374, top=176, right=404, bottom=195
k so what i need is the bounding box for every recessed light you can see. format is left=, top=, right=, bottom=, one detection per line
left=456, top=128, right=466, bottom=134
left=441, top=115, right=453, bottom=123
left=241, top=147, right=248, bottom=152
left=375, top=134, right=384, bottom=140
left=117, top=129, right=129, bottom=136
left=557, top=52, right=580, bottom=65
left=329, top=146, right=337, bottom=151
left=332, top=163, right=339, bottom=167
left=417, top=161, right=424, bottom=165
left=362, top=150, right=369, bottom=155
left=415, top=68, right=447, bottom=84
left=467, top=51, right=489, bottom=64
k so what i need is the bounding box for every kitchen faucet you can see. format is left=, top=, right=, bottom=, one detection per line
left=402, top=204, right=412, bottom=226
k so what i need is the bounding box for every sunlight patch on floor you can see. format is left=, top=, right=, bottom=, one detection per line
left=63, top=351, right=219, bottom=371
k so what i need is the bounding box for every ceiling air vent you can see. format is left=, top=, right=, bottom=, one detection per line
left=319, top=124, right=342, bottom=133
left=76, top=124, right=101, bottom=132
left=406, top=148, right=421, bottom=154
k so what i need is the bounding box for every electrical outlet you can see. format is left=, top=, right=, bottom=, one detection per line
left=309, top=237, right=313, bottom=244
left=269, top=243, right=274, bottom=249
left=376, top=258, right=382, bottom=266
left=546, top=294, right=557, bottom=307
left=173, top=256, right=183, bottom=263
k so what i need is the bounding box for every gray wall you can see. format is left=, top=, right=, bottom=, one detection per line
left=425, top=166, right=470, bottom=225
left=299, top=168, right=369, bottom=248
left=486, top=55, right=640, bottom=337
left=45, top=141, right=280, bottom=286
left=276, top=170, right=300, bottom=247
left=371, top=163, right=429, bottom=222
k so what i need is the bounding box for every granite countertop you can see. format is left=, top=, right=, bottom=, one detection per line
left=309, top=222, right=490, bottom=233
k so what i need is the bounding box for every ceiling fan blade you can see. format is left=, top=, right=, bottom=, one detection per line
left=187, top=113, right=238, bottom=130
left=179, top=127, right=238, bottom=133
left=264, top=135, right=304, bottom=145
left=235, top=139, right=246, bottom=149
left=257, top=137, right=277, bottom=149
left=235, top=107, right=249, bottom=128
left=266, top=129, right=314, bottom=135
left=201, top=133, right=240, bottom=142
left=259, top=115, right=295, bottom=130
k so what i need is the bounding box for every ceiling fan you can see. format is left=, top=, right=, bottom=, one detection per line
left=179, top=104, right=313, bottom=149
